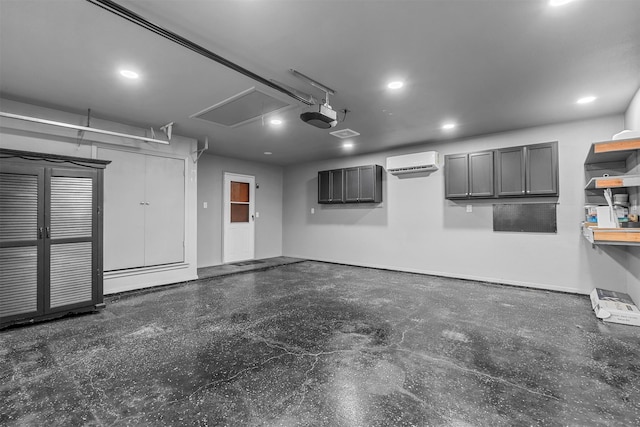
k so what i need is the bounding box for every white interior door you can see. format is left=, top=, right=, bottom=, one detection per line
left=223, top=173, right=255, bottom=263
left=99, top=148, right=145, bottom=270
left=144, top=155, right=185, bottom=266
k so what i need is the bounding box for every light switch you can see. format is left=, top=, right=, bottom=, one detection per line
left=311, top=208, right=315, bottom=214
left=203, top=202, right=208, bottom=209
left=255, top=212, right=260, bottom=218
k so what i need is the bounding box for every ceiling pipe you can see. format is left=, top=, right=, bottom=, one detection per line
left=85, top=0, right=313, bottom=106
left=0, top=111, right=170, bottom=145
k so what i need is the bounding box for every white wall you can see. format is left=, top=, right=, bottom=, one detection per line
left=625, top=87, right=640, bottom=131
left=197, top=153, right=283, bottom=267
left=624, top=86, right=640, bottom=304
left=283, top=115, right=632, bottom=295
left=0, top=99, right=198, bottom=294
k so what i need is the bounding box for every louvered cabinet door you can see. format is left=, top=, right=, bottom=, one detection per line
left=46, top=168, right=97, bottom=311
left=0, top=166, right=44, bottom=322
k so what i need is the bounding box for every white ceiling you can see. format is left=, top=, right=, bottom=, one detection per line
left=1, top=0, right=639, bottom=165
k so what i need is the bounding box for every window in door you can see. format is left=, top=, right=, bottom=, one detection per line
left=230, top=181, right=250, bottom=223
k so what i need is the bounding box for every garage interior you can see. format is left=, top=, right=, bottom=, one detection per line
left=1, top=0, right=640, bottom=425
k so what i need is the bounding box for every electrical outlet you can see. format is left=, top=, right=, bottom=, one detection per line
left=466, top=205, right=472, bottom=213
left=311, top=208, right=315, bottom=214
left=203, top=202, right=208, bottom=209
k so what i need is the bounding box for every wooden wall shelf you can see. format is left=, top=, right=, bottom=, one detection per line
left=582, top=136, right=640, bottom=247
left=585, top=174, right=640, bottom=190
left=585, top=137, right=640, bottom=164
left=582, top=226, right=640, bottom=246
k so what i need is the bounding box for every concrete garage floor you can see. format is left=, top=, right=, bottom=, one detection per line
left=1, top=261, right=639, bottom=426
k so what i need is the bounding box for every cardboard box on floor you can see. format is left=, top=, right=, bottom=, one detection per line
left=590, top=288, right=640, bottom=327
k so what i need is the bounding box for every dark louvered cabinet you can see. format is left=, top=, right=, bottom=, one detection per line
left=0, top=149, right=110, bottom=328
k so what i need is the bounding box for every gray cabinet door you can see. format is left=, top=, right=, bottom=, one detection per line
left=469, top=151, right=495, bottom=197
left=445, top=154, right=469, bottom=199
left=329, top=169, right=344, bottom=202
left=526, top=142, right=558, bottom=196
left=344, top=167, right=360, bottom=202
left=496, top=147, right=525, bottom=197
left=318, top=170, right=331, bottom=203
left=358, top=165, right=376, bottom=202
left=318, top=169, right=344, bottom=203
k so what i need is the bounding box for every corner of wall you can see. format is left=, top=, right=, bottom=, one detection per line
left=624, top=86, right=640, bottom=304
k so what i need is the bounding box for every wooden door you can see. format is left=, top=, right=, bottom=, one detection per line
left=46, top=168, right=97, bottom=311
left=0, top=165, right=44, bottom=323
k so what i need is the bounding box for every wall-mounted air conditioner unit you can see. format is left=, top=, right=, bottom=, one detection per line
left=386, top=151, right=440, bottom=175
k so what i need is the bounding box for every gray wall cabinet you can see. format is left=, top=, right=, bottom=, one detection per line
left=319, top=165, right=382, bottom=204
left=497, top=142, right=558, bottom=197
left=445, top=151, right=495, bottom=199
left=446, top=141, right=558, bottom=200
left=0, top=149, right=110, bottom=328
left=318, top=169, right=344, bottom=203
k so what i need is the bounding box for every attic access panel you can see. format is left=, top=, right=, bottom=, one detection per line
left=190, top=87, right=292, bottom=127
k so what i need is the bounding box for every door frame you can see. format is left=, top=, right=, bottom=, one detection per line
left=222, top=172, right=255, bottom=263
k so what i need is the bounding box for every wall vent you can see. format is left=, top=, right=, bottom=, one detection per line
left=190, top=87, right=292, bottom=127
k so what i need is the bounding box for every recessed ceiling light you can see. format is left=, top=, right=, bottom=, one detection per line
left=119, top=69, right=139, bottom=79
left=270, top=119, right=282, bottom=125
left=549, top=0, right=573, bottom=6
left=387, top=81, right=404, bottom=90
left=264, top=151, right=272, bottom=155
left=442, top=122, right=457, bottom=130
left=342, top=142, right=354, bottom=149
left=576, top=95, right=597, bottom=104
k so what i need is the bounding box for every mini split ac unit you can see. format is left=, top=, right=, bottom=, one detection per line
left=386, top=151, right=440, bottom=175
